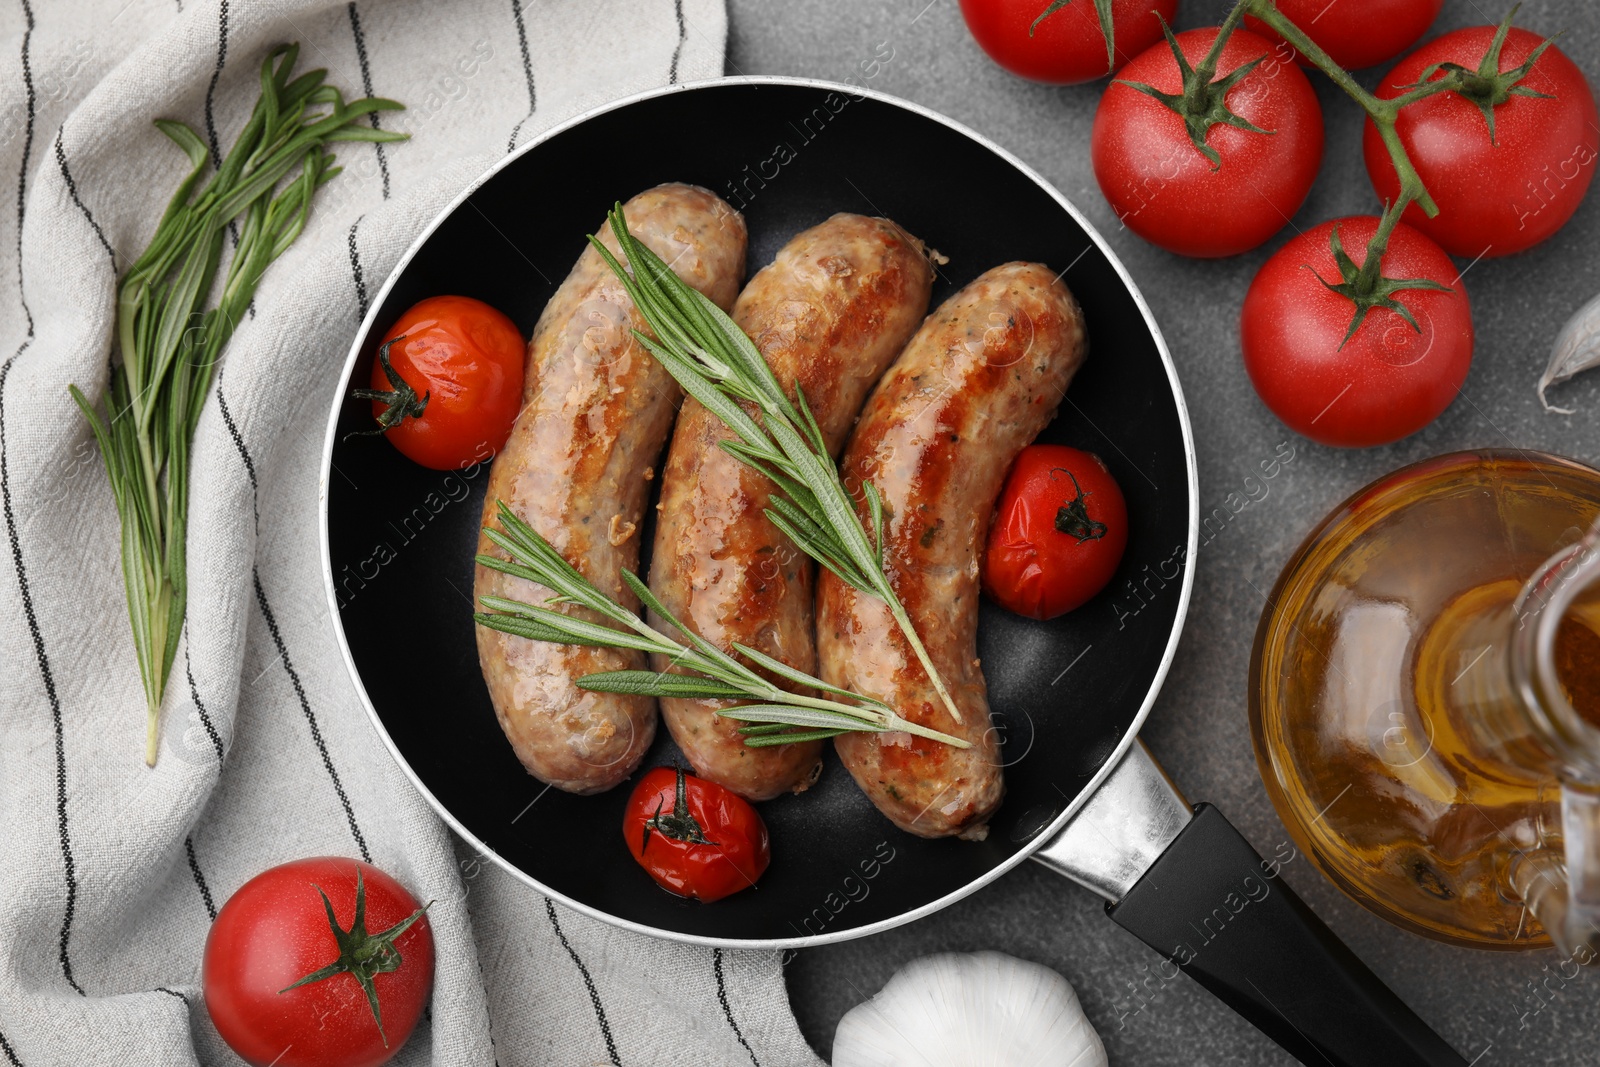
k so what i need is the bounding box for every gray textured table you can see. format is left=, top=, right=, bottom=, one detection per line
left=726, top=0, right=1600, bottom=1062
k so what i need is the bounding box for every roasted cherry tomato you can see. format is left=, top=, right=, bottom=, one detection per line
left=983, top=445, right=1128, bottom=620
left=1364, top=21, right=1599, bottom=258
left=1244, top=0, right=1443, bottom=71
left=1093, top=27, right=1324, bottom=257
left=623, top=767, right=770, bottom=903
left=959, top=0, right=1178, bottom=85
left=202, top=858, right=433, bottom=1067
left=358, top=295, right=524, bottom=470
left=1241, top=216, right=1474, bottom=448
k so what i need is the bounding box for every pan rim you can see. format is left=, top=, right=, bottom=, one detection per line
left=318, top=74, right=1200, bottom=950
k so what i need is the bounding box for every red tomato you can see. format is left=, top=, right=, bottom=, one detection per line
left=1241, top=216, right=1474, bottom=448
left=983, top=445, right=1128, bottom=620
left=959, top=0, right=1178, bottom=85
left=1093, top=28, right=1324, bottom=257
left=1243, top=0, right=1443, bottom=71
left=360, top=295, right=525, bottom=470
left=203, top=858, right=433, bottom=1067
left=623, top=767, right=770, bottom=903
left=1364, top=24, right=1599, bottom=258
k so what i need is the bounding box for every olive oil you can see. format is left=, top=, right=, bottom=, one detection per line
left=1251, top=451, right=1600, bottom=948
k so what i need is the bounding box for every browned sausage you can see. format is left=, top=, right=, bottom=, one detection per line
left=474, top=183, right=747, bottom=795
left=647, top=214, right=935, bottom=801
left=817, top=262, right=1088, bottom=838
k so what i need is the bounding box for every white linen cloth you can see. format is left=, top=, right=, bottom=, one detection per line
left=0, top=1, right=826, bottom=1063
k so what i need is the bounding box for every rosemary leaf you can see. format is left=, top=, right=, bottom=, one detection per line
left=475, top=597, right=666, bottom=656
left=717, top=706, right=886, bottom=732
left=473, top=612, right=595, bottom=648
left=742, top=729, right=849, bottom=748
left=575, top=671, right=749, bottom=700
left=737, top=723, right=801, bottom=736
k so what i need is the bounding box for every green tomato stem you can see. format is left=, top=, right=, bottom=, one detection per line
left=1193, top=1, right=1252, bottom=83
left=1237, top=0, right=1441, bottom=219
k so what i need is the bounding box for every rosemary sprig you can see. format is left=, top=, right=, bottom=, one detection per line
left=474, top=501, right=969, bottom=750
left=588, top=205, right=966, bottom=726
left=68, top=44, right=407, bottom=765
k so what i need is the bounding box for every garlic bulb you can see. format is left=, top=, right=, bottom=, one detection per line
left=832, top=951, right=1107, bottom=1067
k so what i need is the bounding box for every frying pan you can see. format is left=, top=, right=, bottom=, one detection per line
left=320, top=78, right=1464, bottom=1066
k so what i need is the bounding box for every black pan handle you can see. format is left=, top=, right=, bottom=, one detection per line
left=1107, top=803, right=1465, bottom=1067
left=1033, top=743, right=1464, bottom=1066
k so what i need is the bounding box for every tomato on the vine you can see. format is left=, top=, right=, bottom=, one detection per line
left=357, top=295, right=525, bottom=470
left=1241, top=216, right=1474, bottom=448
left=1093, top=27, right=1324, bottom=258
left=624, top=767, right=770, bottom=903
left=1244, top=0, right=1443, bottom=71
left=1364, top=21, right=1599, bottom=258
left=958, top=0, right=1178, bottom=85
left=984, top=445, right=1128, bottom=620
left=203, top=858, right=433, bottom=1067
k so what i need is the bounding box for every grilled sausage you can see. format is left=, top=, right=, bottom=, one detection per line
left=474, top=183, right=746, bottom=795
left=817, top=262, right=1088, bottom=838
left=647, top=214, right=936, bottom=801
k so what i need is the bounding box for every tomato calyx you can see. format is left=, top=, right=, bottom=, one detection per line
left=278, top=866, right=432, bottom=1047
left=1404, top=4, right=1561, bottom=144
left=641, top=766, right=717, bottom=853
left=1114, top=12, right=1273, bottom=169
left=1311, top=209, right=1452, bottom=349
left=1030, top=0, right=1117, bottom=76
left=1051, top=468, right=1108, bottom=542
left=350, top=335, right=429, bottom=438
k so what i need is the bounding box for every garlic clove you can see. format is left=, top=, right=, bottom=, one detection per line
left=1540, top=290, right=1600, bottom=414
left=832, top=951, right=1107, bottom=1067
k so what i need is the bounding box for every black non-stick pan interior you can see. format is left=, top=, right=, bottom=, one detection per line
left=325, top=80, right=1193, bottom=943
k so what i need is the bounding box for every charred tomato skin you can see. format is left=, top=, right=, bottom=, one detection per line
left=984, top=445, right=1129, bottom=620
left=623, top=767, right=771, bottom=903
left=367, top=294, right=525, bottom=470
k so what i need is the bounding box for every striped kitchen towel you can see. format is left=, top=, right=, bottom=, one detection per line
left=0, top=1, right=823, bottom=1064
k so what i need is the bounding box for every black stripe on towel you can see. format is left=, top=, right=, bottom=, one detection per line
left=13, top=0, right=35, bottom=338
left=0, top=1027, right=21, bottom=1066
left=53, top=132, right=114, bottom=265
left=1, top=355, right=81, bottom=997
left=217, top=391, right=372, bottom=863
left=713, top=948, right=761, bottom=1066
left=6, top=0, right=82, bottom=999
left=345, top=3, right=390, bottom=199
left=215, top=390, right=258, bottom=525
left=203, top=0, right=229, bottom=167
left=252, top=568, right=372, bottom=864
left=544, top=897, right=620, bottom=1065
left=506, top=0, right=536, bottom=153
left=184, top=835, right=217, bottom=920
left=184, top=642, right=225, bottom=764
left=154, top=986, right=187, bottom=1003
left=347, top=217, right=368, bottom=318
left=669, top=0, right=687, bottom=84
left=202, top=0, right=248, bottom=314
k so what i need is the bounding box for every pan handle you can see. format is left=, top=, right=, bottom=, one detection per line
left=1032, top=742, right=1466, bottom=1067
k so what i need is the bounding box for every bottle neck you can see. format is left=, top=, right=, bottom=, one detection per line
left=1465, top=531, right=1600, bottom=956
left=1508, top=537, right=1600, bottom=784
